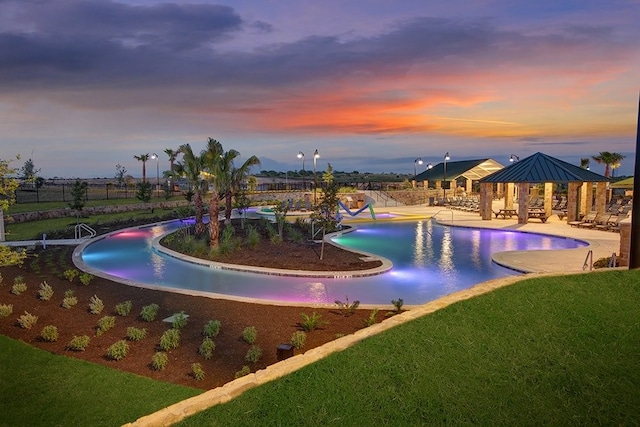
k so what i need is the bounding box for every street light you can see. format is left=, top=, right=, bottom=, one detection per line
left=509, top=154, right=520, bottom=163
left=313, top=149, right=320, bottom=202
left=413, top=158, right=423, bottom=184
left=151, top=153, right=159, bottom=197
left=297, top=151, right=305, bottom=190
left=443, top=152, right=450, bottom=202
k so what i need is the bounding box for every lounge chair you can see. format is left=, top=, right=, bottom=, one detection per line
left=578, top=212, right=610, bottom=229
left=569, top=211, right=596, bottom=227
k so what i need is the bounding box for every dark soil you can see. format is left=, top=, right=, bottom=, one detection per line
left=0, top=220, right=383, bottom=391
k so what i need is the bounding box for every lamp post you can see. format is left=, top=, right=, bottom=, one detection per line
left=297, top=151, right=305, bottom=190
left=443, top=152, right=450, bottom=202
left=413, top=158, right=423, bottom=187
left=313, top=149, right=319, bottom=202
left=509, top=154, right=520, bottom=163
left=151, top=153, right=159, bottom=197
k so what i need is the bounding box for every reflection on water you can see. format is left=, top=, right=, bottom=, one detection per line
left=81, top=219, right=587, bottom=305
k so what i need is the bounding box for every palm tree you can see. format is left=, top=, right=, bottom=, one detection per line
left=591, top=152, right=626, bottom=178
left=224, top=155, right=260, bottom=224
left=173, top=144, right=206, bottom=235
left=133, top=153, right=150, bottom=182
left=201, top=138, right=227, bottom=250
left=164, top=148, right=179, bottom=190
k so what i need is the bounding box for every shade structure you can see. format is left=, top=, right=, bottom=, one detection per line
left=610, top=177, right=634, bottom=189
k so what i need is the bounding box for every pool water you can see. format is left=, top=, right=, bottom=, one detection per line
left=79, top=220, right=587, bottom=305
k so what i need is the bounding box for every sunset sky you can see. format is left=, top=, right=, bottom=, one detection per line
left=1, top=0, right=639, bottom=179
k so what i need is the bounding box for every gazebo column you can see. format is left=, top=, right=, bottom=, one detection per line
left=544, top=182, right=553, bottom=218
left=517, top=182, right=530, bottom=224
left=580, top=182, right=593, bottom=214
left=412, top=180, right=417, bottom=188
left=480, top=182, right=493, bottom=220
left=595, top=182, right=607, bottom=213
left=567, top=182, right=583, bottom=222
left=466, top=178, right=473, bottom=195
left=423, top=180, right=429, bottom=189
left=505, top=182, right=515, bottom=209
left=436, top=181, right=442, bottom=190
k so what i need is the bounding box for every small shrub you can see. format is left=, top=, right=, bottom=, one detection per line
left=171, top=311, right=188, bottom=329
left=245, top=345, right=262, bottom=363
left=140, top=303, right=160, bottom=322
left=198, top=337, right=216, bottom=359
left=64, top=289, right=75, bottom=298
left=246, top=225, right=260, bottom=249
left=217, top=226, right=239, bottom=255
left=17, top=311, right=38, bottom=329
left=290, top=331, right=306, bottom=349
left=203, top=320, right=221, bottom=338
left=126, top=327, right=147, bottom=341
left=63, top=269, right=79, bottom=282
left=234, top=365, right=251, bottom=379
left=114, top=300, right=132, bottom=316
left=79, top=272, right=94, bottom=286
left=299, top=312, right=327, bottom=332
left=387, top=298, right=405, bottom=316
left=40, top=325, right=59, bottom=342
left=159, top=328, right=180, bottom=351
left=106, top=340, right=129, bottom=361
left=38, top=281, right=54, bottom=301
left=11, top=282, right=27, bottom=295
left=335, top=296, right=360, bottom=317
left=242, top=326, right=257, bottom=344
left=0, top=272, right=3, bottom=285
left=151, top=352, right=169, bottom=371
left=13, top=275, right=24, bottom=285
left=191, top=363, right=205, bottom=381
left=61, top=294, right=78, bottom=309
left=335, top=333, right=345, bottom=339
left=364, top=308, right=379, bottom=327
left=0, top=304, right=13, bottom=318
left=88, top=295, right=104, bottom=314
left=67, top=335, right=90, bottom=351
left=96, top=316, right=116, bottom=336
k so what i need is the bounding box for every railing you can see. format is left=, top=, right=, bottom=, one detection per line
left=608, top=252, right=617, bottom=268
left=75, top=223, right=97, bottom=240
left=582, top=250, right=593, bottom=271
left=431, top=209, right=454, bottom=224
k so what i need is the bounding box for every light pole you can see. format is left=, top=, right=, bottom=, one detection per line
left=151, top=153, right=159, bottom=197
left=443, top=152, right=450, bottom=202
left=509, top=154, right=520, bottom=163
left=313, top=149, right=320, bottom=202
left=297, top=151, right=305, bottom=190
left=413, top=157, right=423, bottom=187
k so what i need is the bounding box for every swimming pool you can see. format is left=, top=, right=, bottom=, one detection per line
left=77, top=219, right=587, bottom=305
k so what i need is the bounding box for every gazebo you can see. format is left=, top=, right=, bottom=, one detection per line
left=477, top=152, right=610, bottom=224
left=414, top=158, right=504, bottom=196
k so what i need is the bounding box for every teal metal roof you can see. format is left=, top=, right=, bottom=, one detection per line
left=479, top=152, right=610, bottom=183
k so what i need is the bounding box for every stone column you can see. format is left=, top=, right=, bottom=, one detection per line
left=585, top=182, right=594, bottom=213
left=517, top=182, right=530, bottom=224
left=618, top=213, right=632, bottom=266
left=505, top=182, right=514, bottom=209
left=544, top=182, right=553, bottom=218
left=423, top=180, right=429, bottom=189
left=466, top=178, right=473, bottom=194
left=595, top=182, right=607, bottom=214
left=566, top=182, right=582, bottom=222
left=480, top=182, right=493, bottom=220
left=436, top=181, right=442, bottom=189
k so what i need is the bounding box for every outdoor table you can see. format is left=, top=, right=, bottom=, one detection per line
left=494, top=208, right=517, bottom=219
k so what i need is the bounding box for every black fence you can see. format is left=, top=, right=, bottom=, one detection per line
left=15, top=183, right=140, bottom=204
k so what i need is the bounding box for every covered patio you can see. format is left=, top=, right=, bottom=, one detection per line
left=477, top=152, right=610, bottom=224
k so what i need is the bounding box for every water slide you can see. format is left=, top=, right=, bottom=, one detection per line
left=337, top=197, right=376, bottom=220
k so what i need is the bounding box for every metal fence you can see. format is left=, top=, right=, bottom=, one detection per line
left=15, top=183, right=138, bottom=204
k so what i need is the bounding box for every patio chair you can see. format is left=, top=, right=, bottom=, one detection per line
left=577, top=212, right=610, bottom=229
left=569, top=211, right=597, bottom=227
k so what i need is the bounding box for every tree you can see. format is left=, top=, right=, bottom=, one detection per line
left=164, top=148, right=179, bottom=190
left=135, top=181, right=153, bottom=204
left=133, top=153, right=150, bottom=182
left=201, top=138, right=225, bottom=250
left=115, top=164, right=127, bottom=189
left=310, top=164, right=340, bottom=260
left=174, top=144, right=206, bottom=235
left=69, top=180, right=88, bottom=212
left=591, top=152, right=626, bottom=178
left=20, top=157, right=41, bottom=186
left=223, top=154, right=260, bottom=224
left=0, top=156, right=26, bottom=265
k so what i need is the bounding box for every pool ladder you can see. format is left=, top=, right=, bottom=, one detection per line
left=583, top=250, right=593, bottom=271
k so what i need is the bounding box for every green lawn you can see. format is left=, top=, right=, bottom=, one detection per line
left=2, top=270, right=639, bottom=426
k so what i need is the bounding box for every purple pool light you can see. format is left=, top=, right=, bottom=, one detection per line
left=77, top=220, right=587, bottom=305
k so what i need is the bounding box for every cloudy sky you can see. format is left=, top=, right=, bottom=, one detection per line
left=1, top=0, right=639, bottom=179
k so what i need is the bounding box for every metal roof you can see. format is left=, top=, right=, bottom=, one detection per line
left=415, top=158, right=504, bottom=181
left=479, top=152, right=610, bottom=183
left=610, top=176, right=634, bottom=189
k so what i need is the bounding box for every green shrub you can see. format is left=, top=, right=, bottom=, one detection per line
left=17, top=311, right=38, bottom=329
left=79, top=272, right=94, bottom=286
left=61, top=294, right=78, bottom=309
left=40, top=325, right=59, bottom=342
left=335, top=296, right=360, bottom=317
left=64, top=289, right=75, bottom=298
left=387, top=298, right=405, bottom=316
left=63, top=269, right=79, bottom=282
left=290, top=331, right=307, bottom=349
left=0, top=303, right=13, bottom=318
left=245, top=345, right=262, bottom=363
left=11, top=282, right=27, bottom=295
left=88, top=295, right=104, bottom=314
left=299, top=312, right=327, bottom=332
left=246, top=225, right=260, bottom=249
left=67, top=335, right=90, bottom=351
left=171, top=311, right=188, bottom=329
left=106, top=340, right=129, bottom=361
left=37, top=281, right=54, bottom=301
left=217, top=225, right=239, bottom=255
left=13, top=275, right=24, bottom=285
left=203, top=320, right=221, bottom=338
left=199, top=337, right=216, bottom=359
left=140, top=303, right=160, bottom=322
left=242, top=326, right=257, bottom=344
left=234, top=365, right=251, bottom=379
left=114, top=300, right=132, bottom=316
left=126, top=326, right=147, bottom=341
left=191, top=363, right=205, bottom=381
left=151, top=352, right=169, bottom=371
left=159, top=328, right=180, bottom=351
left=96, top=316, right=116, bottom=336
left=364, top=308, right=379, bottom=327
left=0, top=272, right=3, bottom=285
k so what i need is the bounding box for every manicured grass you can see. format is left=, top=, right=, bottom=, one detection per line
left=7, top=196, right=184, bottom=214
left=0, top=335, right=202, bottom=427
left=177, top=270, right=640, bottom=426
